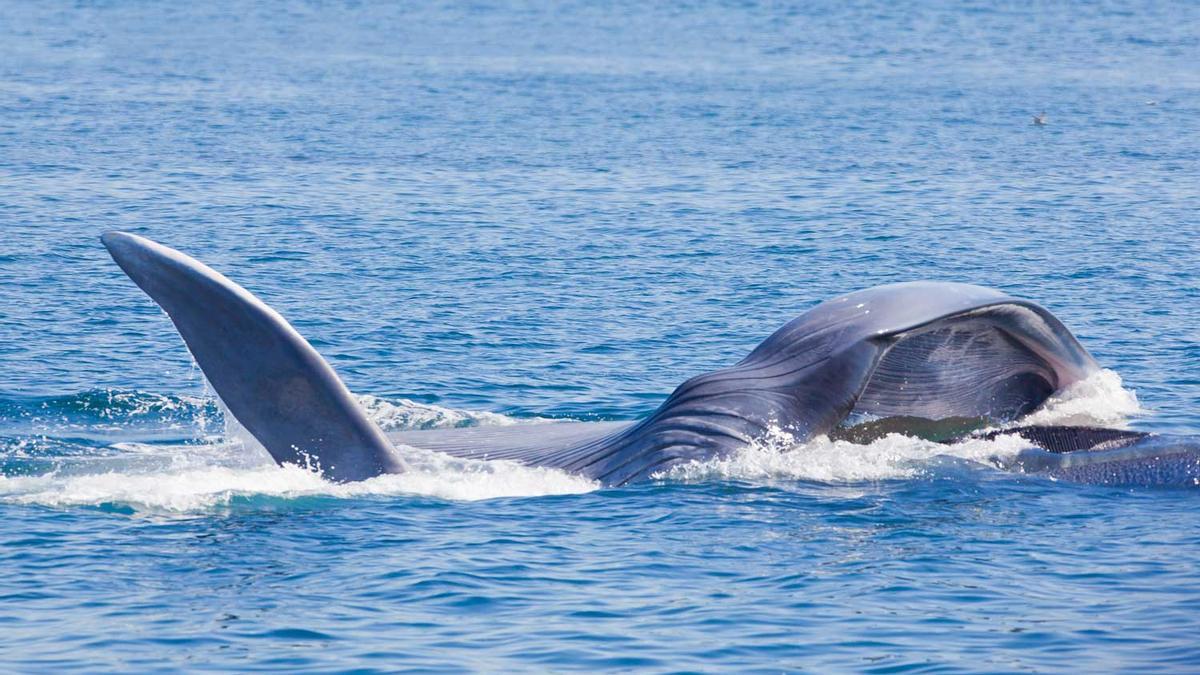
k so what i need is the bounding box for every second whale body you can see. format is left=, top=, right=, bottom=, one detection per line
left=100, top=231, right=1199, bottom=487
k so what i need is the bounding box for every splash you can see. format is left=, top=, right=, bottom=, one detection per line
left=0, top=369, right=1143, bottom=511
left=658, top=427, right=1033, bottom=483
left=0, top=394, right=595, bottom=513
left=660, top=369, right=1142, bottom=484
left=0, top=452, right=596, bottom=513
left=1017, top=368, right=1142, bottom=427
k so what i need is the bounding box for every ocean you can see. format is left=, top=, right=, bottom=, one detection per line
left=2, top=0, right=1199, bottom=671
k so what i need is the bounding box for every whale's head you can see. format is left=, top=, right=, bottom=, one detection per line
left=641, top=282, right=1100, bottom=453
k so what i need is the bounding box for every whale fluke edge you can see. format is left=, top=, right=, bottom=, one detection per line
left=100, top=231, right=1200, bottom=487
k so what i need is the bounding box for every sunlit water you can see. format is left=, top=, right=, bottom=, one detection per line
left=3, top=1, right=1200, bottom=671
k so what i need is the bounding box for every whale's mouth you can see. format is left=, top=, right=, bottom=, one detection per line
left=834, top=319, right=1058, bottom=444
left=829, top=415, right=991, bottom=444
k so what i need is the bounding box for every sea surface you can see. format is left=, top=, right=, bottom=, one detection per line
left=3, top=0, right=1200, bottom=671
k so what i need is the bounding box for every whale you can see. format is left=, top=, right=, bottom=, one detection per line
left=100, top=231, right=1200, bottom=487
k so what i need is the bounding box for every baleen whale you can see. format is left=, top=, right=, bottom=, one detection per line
left=100, top=231, right=1200, bottom=487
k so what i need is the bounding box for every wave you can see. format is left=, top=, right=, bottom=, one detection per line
left=0, top=389, right=547, bottom=437
left=0, top=369, right=1142, bottom=512
left=0, top=389, right=223, bottom=442
left=356, top=394, right=553, bottom=431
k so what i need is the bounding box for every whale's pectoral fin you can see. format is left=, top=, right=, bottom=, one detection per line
left=102, top=231, right=404, bottom=481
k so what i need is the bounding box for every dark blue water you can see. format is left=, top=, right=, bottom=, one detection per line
left=3, top=1, right=1200, bottom=671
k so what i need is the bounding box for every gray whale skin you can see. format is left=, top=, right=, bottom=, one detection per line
left=101, top=231, right=1200, bottom=487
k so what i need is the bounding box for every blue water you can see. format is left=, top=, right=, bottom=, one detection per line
left=3, top=0, right=1200, bottom=671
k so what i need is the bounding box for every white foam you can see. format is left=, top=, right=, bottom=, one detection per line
left=0, top=443, right=595, bottom=513
left=0, top=370, right=1142, bottom=511
left=660, top=369, right=1142, bottom=484
left=1017, top=368, right=1143, bottom=427
left=659, top=427, right=1033, bottom=483
left=0, top=397, right=595, bottom=513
